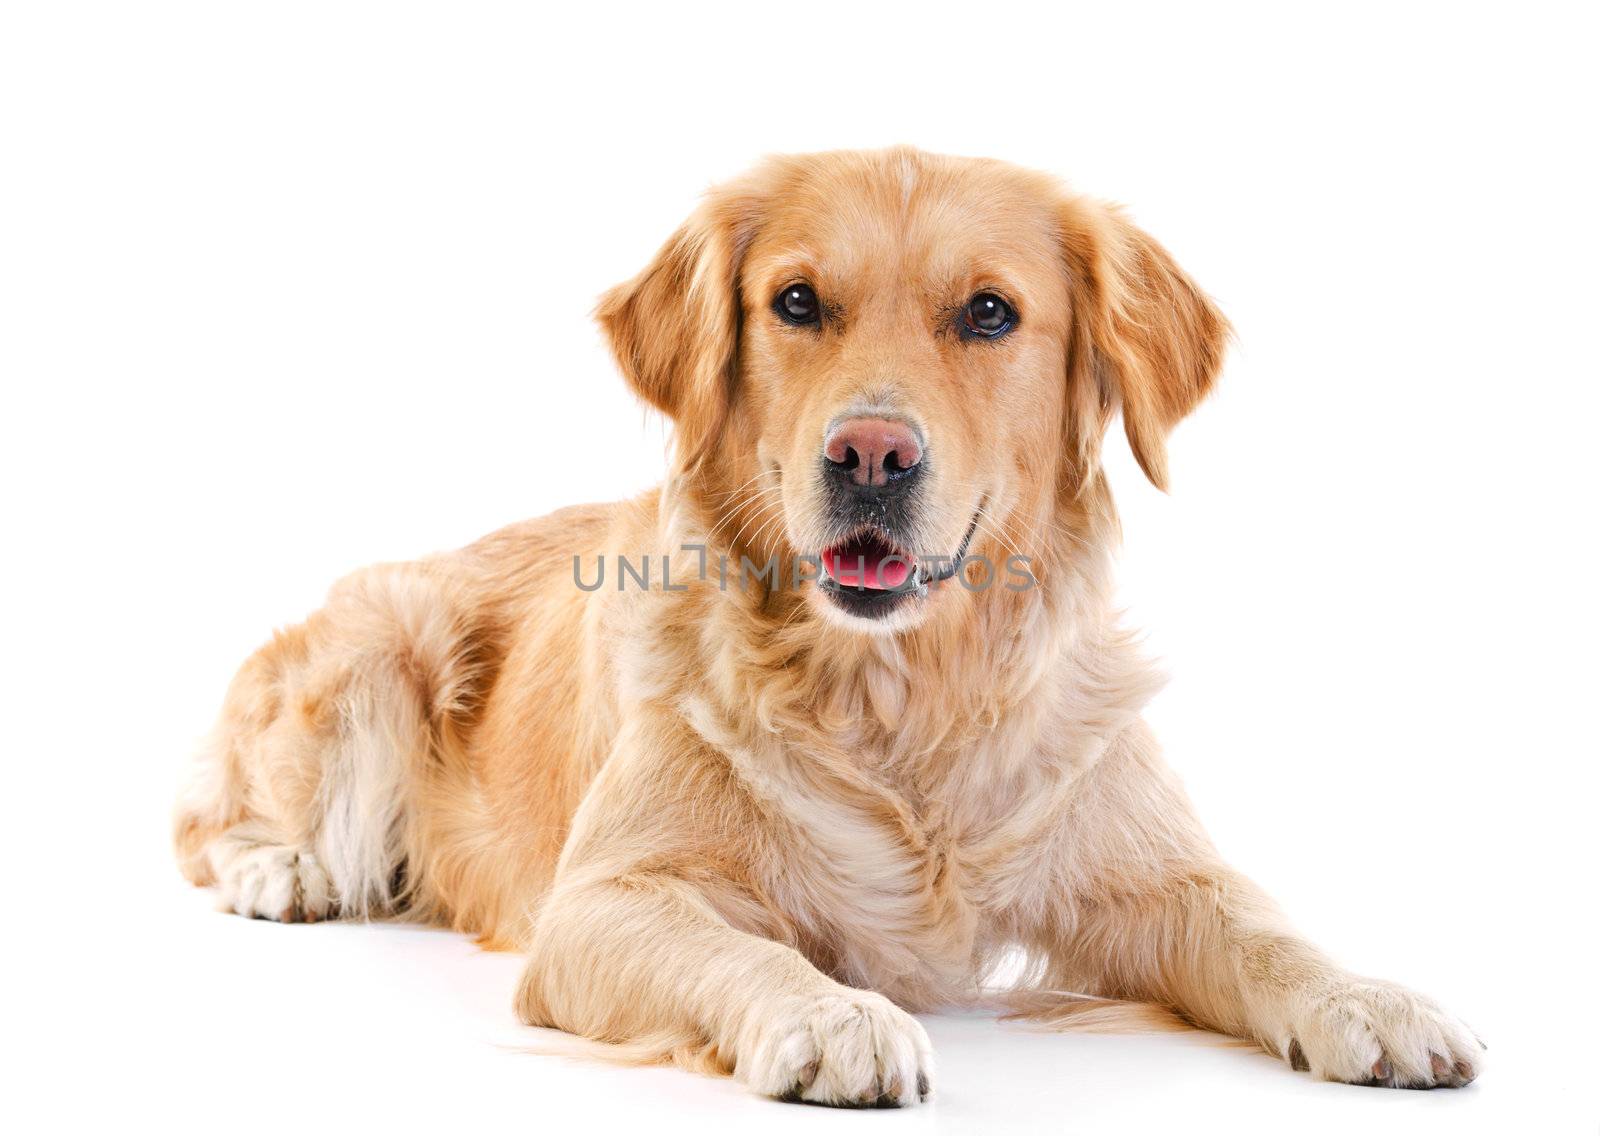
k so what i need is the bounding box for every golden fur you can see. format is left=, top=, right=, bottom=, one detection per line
left=175, top=148, right=1482, bottom=1104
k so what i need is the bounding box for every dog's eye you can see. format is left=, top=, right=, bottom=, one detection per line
left=774, top=282, right=820, bottom=326
left=962, top=293, right=1015, bottom=339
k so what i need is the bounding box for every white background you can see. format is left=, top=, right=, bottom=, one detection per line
left=3, top=2, right=1596, bottom=1132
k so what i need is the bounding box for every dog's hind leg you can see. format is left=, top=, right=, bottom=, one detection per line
left=174, top=563, right=476, bottom=923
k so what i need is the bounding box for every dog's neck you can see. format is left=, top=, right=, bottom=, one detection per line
left=662, top=472, right=1149, bottom=785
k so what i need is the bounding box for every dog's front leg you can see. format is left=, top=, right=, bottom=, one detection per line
left=1047, top=721, right=1484, bottom=1088
left=513, top=718, right=933, bottom=1107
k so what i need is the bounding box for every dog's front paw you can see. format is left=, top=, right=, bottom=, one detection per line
left=739, top=990, right=934, bottom=1107
left=213, top=841, right=336, bottom=923
left=1280, top=977, right=1484, bottom=1088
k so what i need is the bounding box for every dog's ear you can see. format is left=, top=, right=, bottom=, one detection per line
left=596, top=185, right=759, bottom=473
left=1061, top=200, right=1229, bottom=491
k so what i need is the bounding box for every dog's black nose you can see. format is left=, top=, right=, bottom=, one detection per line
left=823, top=418, right=923, bottom=492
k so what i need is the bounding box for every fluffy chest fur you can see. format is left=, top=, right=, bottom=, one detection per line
left=656, top=574, right=1162, bottom=1009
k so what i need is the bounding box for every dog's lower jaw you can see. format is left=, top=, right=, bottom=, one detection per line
left=816, top=576, right=921, bottom=621
left=810, top=581, right=932, bottom=635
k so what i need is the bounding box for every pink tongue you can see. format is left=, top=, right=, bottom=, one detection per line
left=823, top=544, right=914, bottom=590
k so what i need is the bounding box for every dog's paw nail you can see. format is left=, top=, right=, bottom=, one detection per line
left=917, top=1072, right=930, bottom=1100
left=1371, top=1057, right=1391, bottom=1081
left=796, top=1060, right=819, bottom=1092
left=1287, top=1039, right=1309, bottom=1072
left=1429, top=1052, right=1451, bottom=1081
left=1454, top=1060, right=1476, bottom=1083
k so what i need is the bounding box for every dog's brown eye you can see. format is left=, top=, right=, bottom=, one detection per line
left=962, top=293, right=1015, bottom=339
left=774, top=282, right=820, bottom=326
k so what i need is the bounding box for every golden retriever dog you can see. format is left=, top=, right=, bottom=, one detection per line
left=174, top=147, right=1482, bottom=1105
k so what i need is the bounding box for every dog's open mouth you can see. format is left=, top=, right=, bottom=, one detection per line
left=817, top=527, right=920, bottom=621
left=821, top=529, right=916, bottom=592
left=815, top=510, right=982, bottom=622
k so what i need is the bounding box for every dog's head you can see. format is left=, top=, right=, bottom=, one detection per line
left=599, top=148, right=1227, bottom=631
